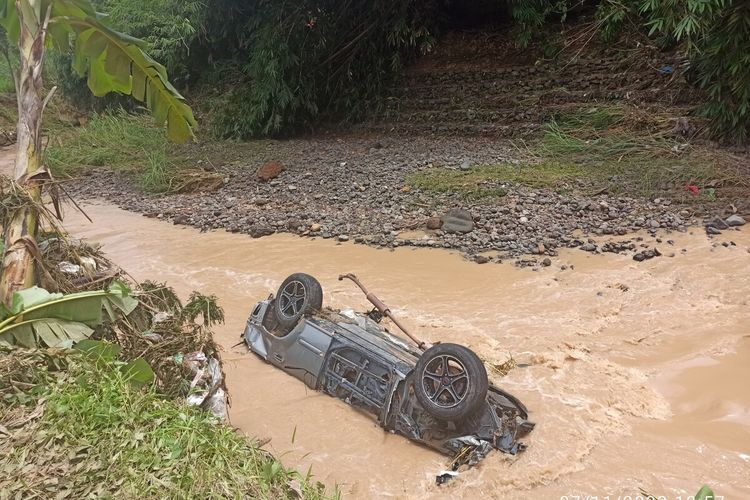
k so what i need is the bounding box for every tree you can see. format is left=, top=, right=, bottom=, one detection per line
left=0, top=0, right=196, bottom=305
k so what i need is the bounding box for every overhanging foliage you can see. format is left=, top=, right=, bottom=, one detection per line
left=0, top=0, right=196, bottom=143
left=208, top=0, right=437, bottom=138
left=44, top=0, right=750, bottom=143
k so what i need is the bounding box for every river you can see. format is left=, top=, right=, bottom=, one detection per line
left=57, top=200, right=750, bottom=499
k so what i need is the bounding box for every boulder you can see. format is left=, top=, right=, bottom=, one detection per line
left=726, top=214, right=746, bottom=227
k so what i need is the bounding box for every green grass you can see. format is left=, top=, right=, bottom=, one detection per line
left=410, top=162, right=587, bottom=200
left=410, top=105, right=747, bottom=201
left=0, top=348, right=337, bottom=499
left=552, top=105, right=625, bottom=131
left=0, top=93, right=15, bottom=130
left=0, top=53, right=17, bottom=130
left=0, top=51, right=15, bottom=95
left=46, top=111, right=185, bottom=192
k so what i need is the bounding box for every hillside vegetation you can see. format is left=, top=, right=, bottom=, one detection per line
left=45, top=0, right=750, bottom=144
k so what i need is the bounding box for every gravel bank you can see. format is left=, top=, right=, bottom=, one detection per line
left=67, top=134, right=722, bottom=266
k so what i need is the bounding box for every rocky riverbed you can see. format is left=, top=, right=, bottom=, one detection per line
left=65, top=134, right=746, bottom=267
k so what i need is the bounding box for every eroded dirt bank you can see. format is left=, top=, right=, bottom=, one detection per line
left=63, top=202, right=750, bottom=499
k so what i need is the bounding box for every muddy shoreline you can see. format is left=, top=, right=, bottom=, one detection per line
left=65, top=133, right=743, bottom=266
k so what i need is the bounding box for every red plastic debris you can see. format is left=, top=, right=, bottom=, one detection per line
left=685, top=184, right=700, bottom=195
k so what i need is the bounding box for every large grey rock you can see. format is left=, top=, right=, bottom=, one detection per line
left=441, top=209, right=474, bottom=234
left=726, top=214, right=746, bottom=227
left=580, top=243, right=597, bottom=252
left=249, top=225, right=274, bottom=238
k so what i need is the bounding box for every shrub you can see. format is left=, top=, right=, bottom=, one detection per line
left=211, top=0, right=436, bottom=138
left=642, top=0, right=750, bottom=143
left=510, top=0, right=750, bottom=143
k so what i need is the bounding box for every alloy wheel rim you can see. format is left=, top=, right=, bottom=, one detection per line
left=279, top=280, right=306, bottom=318
left=421, top=354, right=470, bottom=409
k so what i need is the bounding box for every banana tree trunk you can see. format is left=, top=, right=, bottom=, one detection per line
left=0, top=1, right=48, bottom=306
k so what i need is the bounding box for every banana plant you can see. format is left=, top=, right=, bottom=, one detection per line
left=0, top=280, right=138, bottom=347
left=0, top=0, right=196, bottom=305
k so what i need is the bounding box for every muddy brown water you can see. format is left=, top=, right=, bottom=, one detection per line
left=47, top=201, right=750, bottom=498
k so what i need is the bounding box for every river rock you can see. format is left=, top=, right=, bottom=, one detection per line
left=633, top=248, right=661, bottom=261
left=249, top=225, right=274, bottom=238
left=426, top=216, right=443, bottom=230
left=707, top=217, right=729, bottom=229
left=257, top=161, right=284, bottom=182
left=441, top=209, right=474, bottom=234
left=726, top=214, right=746, bottom=227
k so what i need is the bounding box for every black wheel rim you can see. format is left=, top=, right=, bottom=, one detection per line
left=420, top=355, right=470, bottom=409
left=279, top=280, right=306, bottom=318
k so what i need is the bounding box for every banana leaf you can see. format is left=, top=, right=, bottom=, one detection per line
left=0, top=280, right=139, bottom=348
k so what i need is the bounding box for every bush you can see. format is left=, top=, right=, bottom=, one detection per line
left=642, top=0, right=750, bottom=143
left=511, top=0, right=750, bottom=143
left=509, top=0, right=571, bottom=48
left=210, top=0, right=436, bottom=138
left=49, top=0, right=750, bottom=143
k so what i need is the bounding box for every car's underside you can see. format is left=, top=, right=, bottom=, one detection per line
left=243, top=273, right=535, bottom=474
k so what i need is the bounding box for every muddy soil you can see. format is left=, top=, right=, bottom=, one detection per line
left=66, top=202, right=750, bottom=499
left=362, top=30, right=700, bottom=138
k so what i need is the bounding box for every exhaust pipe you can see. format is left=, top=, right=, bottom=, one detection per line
left=338, top=273, right=430, bottom=350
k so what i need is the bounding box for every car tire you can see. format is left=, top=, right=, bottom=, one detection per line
left=273, top=273, right=323, bottom=333
left=413, top=343, right=489, bottom=421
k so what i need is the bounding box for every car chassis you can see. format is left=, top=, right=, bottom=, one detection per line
left=242, top=273, right=534, bottom=470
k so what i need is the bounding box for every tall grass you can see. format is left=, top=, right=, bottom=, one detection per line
left=47, top=112, right=168, bottom=171
left=0, top=348, right=336, bottom=499
left=46, top=111, right=185, bottom=192
left=0, top=61, right=14, bottom=94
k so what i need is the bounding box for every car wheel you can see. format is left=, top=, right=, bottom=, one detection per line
left=273, top=273, right=323, bottom=333
left=413, top=343, right=489, bottom=421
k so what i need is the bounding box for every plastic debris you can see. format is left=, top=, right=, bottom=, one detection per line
left=58, top=261, right=81, bottom=275
left=141, top=331, right=164, bottom=342
left=79, top=256, right=97, bottom=273
left=436, top=470, right=459, bottom=486
left=185, top=356, right=228, bottom=420
left=152, top=311, right=173, bottom=324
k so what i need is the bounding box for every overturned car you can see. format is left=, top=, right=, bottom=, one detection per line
left=242, top=273, right=534, bottom=469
